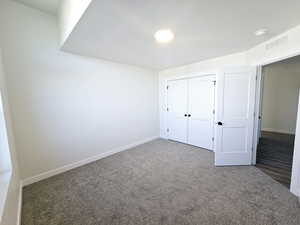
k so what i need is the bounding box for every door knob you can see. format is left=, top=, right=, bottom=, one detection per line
left=184, top=114, right=187, bottom=117
left=188, top=114, right=191, bottom=117
left=217, top=122, right=223, bottom=126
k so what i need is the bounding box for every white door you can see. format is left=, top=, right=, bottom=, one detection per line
left=188, top=77, right=215, bottom=150
left=215, top=67, right=257, bottom=166
left=167, top=79, right=188, bottom=143
left=291, top=89, right=300, bottom=196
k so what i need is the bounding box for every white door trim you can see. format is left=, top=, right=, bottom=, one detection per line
left=165, top=71, right=217, bottom=82
left=291, top=89, right=300, bottom=197
left=252, top=66, right=262, bottom=165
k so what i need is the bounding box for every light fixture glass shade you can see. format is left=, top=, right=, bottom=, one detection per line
left=154, top=29, right=174, bottom=43
left=255, top=28, right=268, bottom=36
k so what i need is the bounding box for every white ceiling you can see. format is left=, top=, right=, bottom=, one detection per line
left=14, top=0, right=60, bottom=15
left=33, top=0, right=300, bottom=69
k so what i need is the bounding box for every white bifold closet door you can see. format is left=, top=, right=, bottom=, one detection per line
left=167, top=76, right=215, bottom=150
left=188, top=77, right=215, bottom=149
left=167, top=79, right=188, bottom=143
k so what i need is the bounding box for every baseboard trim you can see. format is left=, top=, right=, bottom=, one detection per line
left=262, top=128, right=295, bottom=135
left=291, top=186, right=300, bottom=197
left=22, top=136, right=159, bottom=187
left=159, top=136, right=168, bottom=140
left=17, top=182, right=22, bottom=225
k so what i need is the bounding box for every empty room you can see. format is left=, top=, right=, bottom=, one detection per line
left=0, top=0, right=300, bottom=225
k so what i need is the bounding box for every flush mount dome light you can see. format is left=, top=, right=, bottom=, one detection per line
left=255, top=28, right=268, bottom=36
left=154, top=29, right=174, bottom=43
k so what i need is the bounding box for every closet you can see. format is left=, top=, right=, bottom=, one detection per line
left=167, top=75, right=215, bottom=150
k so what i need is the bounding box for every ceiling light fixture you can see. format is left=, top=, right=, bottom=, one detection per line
left=154, top=29, right=174, bottom=43
left=255, top=28, right=268, bottom=36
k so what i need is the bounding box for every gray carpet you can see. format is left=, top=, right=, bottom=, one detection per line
left=22, top=139, right=300, bottom=225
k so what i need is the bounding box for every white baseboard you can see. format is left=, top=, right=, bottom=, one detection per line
left=159, top=135, right=168, bottom=140
left=291, top=186, right=300, bottom=198
left=22, top=136, right=159, bottom=187
left=17, top=182, right=22, bottom=225
left=262, top=128, right=295, bottom=135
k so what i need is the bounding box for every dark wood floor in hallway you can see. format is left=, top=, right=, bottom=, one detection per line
left=256, top=131, right=295, bottom=188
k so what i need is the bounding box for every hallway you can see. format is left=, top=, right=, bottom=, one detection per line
left=256, top=131, right=295, bottom=188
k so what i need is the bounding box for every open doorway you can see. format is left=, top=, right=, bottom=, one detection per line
left=256, top=55, right=300, bottom=188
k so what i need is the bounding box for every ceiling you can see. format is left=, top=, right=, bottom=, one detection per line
left=61, top=0, right=300, bottom=70
left=18, top=0, right=300, bottom=70
left=14, top=0, right=60, bottom=15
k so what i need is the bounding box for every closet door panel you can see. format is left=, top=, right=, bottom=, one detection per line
left=188, top=77, right=215, bottom=150
left=167, top=79, right=188, bottom=143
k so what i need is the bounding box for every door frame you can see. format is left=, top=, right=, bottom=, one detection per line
left=291, top=89, right=300, bottom=197
left=252, top=66, right=263, bottom=165
left=252, top=56, right=300, bottom=197
left=252, top=53, right=300, bottom=164
left=165, top=72, right=217, bottom=151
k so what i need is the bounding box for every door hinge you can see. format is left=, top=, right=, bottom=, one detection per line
left=167, top=107, right=169, bottom=112
left=255, top=75, right=258, bottom=80
left=166, top=85, right=169, bottom=90
left=213, top=81, right=216, bottom=86
left=167, top=128, right=169, bottom=132
left=212, top=137, right=215, bottom=142
left=213, top=109, right=215, bottom=114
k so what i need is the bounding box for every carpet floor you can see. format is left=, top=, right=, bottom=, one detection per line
left=22, top=139, right=300, bottom=225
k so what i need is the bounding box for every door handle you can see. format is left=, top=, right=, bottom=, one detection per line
left=217, top=121, right=223, bottom=126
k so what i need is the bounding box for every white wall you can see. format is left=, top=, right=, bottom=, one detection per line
left=0, top=49, right=21, bottom=225
left=0, top=0, right=159, bottom=180
left=59, top=0, right=92, bottom=46
left=261, top=59, right=300, bottom=134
